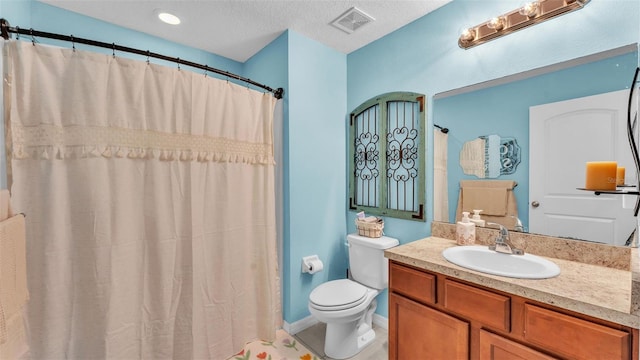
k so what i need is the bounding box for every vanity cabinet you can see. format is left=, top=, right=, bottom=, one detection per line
left=388, top=261, right=639, bottom=360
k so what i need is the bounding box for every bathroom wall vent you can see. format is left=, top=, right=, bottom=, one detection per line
left=330, top=7, right=375, bottom=34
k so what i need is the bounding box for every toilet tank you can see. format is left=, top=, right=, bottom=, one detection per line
left=347, top=233, right=399, bottom=290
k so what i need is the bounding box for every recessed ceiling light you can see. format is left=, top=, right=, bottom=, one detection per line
left=156, top=10, right=181, bottom=25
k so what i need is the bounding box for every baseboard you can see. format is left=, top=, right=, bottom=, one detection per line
left=283, top=314, right=388, bottom=335
left=283, top=315, right=319, bottom=335
left=373, top=313, right=388, bottom=330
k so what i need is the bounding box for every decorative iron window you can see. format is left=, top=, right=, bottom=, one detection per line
left=349, top=92, right=426, bottom=221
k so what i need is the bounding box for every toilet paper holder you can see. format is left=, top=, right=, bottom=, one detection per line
left=301, top=255, right=324, bottom=274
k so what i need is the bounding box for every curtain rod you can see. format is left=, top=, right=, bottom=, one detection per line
left=434, top=124, right=449, bottom=133
left=0, top=18, right=284, bottom=99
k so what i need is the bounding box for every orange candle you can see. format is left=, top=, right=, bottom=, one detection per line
left=617, top=167, right=626, bottom=186
left=585, top=161, right=617, bottom=190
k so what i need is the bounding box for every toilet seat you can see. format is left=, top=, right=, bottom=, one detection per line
left=309, top=279, right=368, bottom=311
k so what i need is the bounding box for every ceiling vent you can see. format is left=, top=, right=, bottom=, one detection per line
left=330, top=7, right=375, bottom=34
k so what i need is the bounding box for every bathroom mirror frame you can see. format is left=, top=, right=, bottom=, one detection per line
left=433, top=43, right=640, bottom=247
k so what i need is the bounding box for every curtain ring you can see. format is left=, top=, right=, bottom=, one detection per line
left=146, top=50, right=150, bottom=65
left=29, top=28, right=35, bottom=46
left=204, top=65, right=208, bottom=78
left=177, top=57, right=181, bottom=71
left=112, top=43, right=116, bottom=58
left=15, top=26, right=20, bottom=40
left=70, top=35, right=75, bottom=52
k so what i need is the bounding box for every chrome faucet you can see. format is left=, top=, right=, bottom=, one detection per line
left=486, top=222, right=524, bottom=255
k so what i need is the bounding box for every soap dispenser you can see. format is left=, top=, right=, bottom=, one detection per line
left=456, top=211, right=476, bottom=245
left=470, top=209, right=486, bottom=227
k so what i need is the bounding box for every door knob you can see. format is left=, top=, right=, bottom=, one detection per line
left=531, top=201, right=540, bottom=208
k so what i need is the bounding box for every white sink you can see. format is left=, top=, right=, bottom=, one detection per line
left=442, top=245, right=560, bottom=279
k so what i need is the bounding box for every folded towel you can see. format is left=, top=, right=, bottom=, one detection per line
left=457, top=180, right=519, bottom=229
left=462, top=187, right=508, bottom=216
left=0, top=214, right=28, bottom=345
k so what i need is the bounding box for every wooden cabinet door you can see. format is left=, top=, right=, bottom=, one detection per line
left=389, top=292, right=469, bottom=360
left=523, top=304, right=631, bottom=360
left=479, top=330, right=557, bottom=360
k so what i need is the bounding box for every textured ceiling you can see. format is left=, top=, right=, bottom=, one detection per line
left=40, top=0, right=453, bottom=62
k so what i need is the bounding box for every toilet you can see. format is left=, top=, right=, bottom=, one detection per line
left=308, top=233, right=399, bottom=359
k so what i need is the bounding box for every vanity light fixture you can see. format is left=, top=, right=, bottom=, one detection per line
left=155, top=10, right=181, bottom=25
left=458, top=0, right=589, bottom=49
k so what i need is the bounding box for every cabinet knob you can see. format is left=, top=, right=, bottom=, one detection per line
left=531, top=201, right=540, bottom=208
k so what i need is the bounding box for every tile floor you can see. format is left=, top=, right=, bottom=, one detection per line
left=294, top=323, right=388, bottom=360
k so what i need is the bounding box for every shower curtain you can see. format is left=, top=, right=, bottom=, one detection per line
left=3, top=40, right=281, bottom=359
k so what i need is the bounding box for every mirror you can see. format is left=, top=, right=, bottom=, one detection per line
left=460, top=134, right=521, bottom=179
left=434, top=44, right=639, bottom=247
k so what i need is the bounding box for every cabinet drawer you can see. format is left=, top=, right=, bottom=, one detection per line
left=389, top=262, right=436, bottom=305
left=444, top=279, right=510, bottom=332
left=479, top=330, right=557, bottom=360
left=524, top=304, right=630, bottom=360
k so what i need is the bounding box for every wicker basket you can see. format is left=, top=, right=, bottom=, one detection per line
left=355, top=218, right=384, bottom=238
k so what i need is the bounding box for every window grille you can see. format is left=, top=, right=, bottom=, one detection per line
left=349, top=92, right=426, bottom=221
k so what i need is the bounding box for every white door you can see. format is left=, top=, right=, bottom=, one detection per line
left=529, top=90, right=637, bottom=246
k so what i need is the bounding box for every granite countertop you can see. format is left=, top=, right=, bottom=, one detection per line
left=385, top=236, right=639, bottom=329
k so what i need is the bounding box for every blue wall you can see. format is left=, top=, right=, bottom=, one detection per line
left=285, top=31, right=347, bottom=323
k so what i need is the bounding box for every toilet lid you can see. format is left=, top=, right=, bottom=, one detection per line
left=309, top=279, right=368, bottom=310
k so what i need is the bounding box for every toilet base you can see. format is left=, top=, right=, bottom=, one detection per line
left=323, top=299, right=377, bottom=359
left=324, top=322, right=376, bottom=359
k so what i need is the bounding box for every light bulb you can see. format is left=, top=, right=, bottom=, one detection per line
left=519, top=1, right=540, bottom=17
left=487, top=16, right=505, bottom=31
left=459, top=28, right=476, bottom=42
